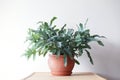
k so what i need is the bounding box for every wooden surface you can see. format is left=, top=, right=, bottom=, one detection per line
left=23, top=72, right=106, bottom=80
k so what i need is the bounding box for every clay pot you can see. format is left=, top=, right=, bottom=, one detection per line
left=48, top=54, right=75, bottom=76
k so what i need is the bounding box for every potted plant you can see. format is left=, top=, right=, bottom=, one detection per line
left=23, top=17, right=105, bottom=76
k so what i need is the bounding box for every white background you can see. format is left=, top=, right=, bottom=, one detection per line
left=0, top=0, right=120, bottom=80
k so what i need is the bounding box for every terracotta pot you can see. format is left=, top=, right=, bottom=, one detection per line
left=48, top=54, right=75, bottom=76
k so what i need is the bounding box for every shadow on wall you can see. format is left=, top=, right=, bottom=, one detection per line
left=91, top=40, right=120, bottom=80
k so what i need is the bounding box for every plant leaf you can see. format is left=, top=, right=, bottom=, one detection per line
left=85, top=43, right=91, bottom=49
left=64, top=48, right=73, bottom=60
left=79, top=23, right=83, bottom=31
left=97, top=41, right=104, bottom=46
left=56, top=50, right=61, bottom=58
left=64, top=54, right=67, bottom=67
left=67, top=29, right=74, bottom=36
left=85, top=49, right=94, bottom=65
left=74, top=59, right=80, bottom=65
left=50, top=17, right=57, bottom=26
left=78, top=49, right=83, bottom=56
left=92, top=35, right=106, bottom=38
left=84, top=18, right=88, bottom=27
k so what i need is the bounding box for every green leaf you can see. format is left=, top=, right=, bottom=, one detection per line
left=64, top=48, right=73, bottom=60
left=64, top=54, right=67, bottom=67
left=84, top=18, right=88, bottom=27
left=56, top=42, right=62, bottom=48
left=67, top=29, right=74, bottom=36
left=44, top=22, right=49, bottom=29
left=32, top=33, right=40, bottom=40
left=84, top=29, right=90, bottom=35
left=24, top=48, right=36, bottom=60
left=37, top=21, right=43, bottom=24
left=51, top=49, right=57, bottom=54
left=74, top=59, right=80, bottom=65
left=33, top=53, right=36, bottom=60
left=43, top=48, right=49, bottom=57
left=85, top=43, right=91, bottom=49
left=50, top=17, right=57, bottom=26
left=56, top=50, right=61, bottom=58
left=76, top=42, right=81, bottom=46
left=52, top=25, right=56, bottom=29
left=79, top=23, right=83, bottom=31
left=60, top=24, right=66, bottom=33
left=62, top=24, right=67, bottom=29
left=97, top=41, right=104, bottom=46
left=92, top=35, right=106, bottom=38
left=88, top=37, right=99, bottom=42
left=78, top=49, right=83, bottom=56
left=85, top=49, right=94, bottom=65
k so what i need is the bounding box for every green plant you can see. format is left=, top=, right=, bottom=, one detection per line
left=24, top=17, right=105, bottom=67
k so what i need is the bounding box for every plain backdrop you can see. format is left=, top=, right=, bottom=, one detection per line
left=0, top=0, right=120, bottom=80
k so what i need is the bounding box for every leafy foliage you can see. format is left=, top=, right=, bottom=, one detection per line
left=24, top=17, right=105, bottom=67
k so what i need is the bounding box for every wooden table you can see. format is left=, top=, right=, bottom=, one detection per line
left=23, top=72, right=106, bottom=80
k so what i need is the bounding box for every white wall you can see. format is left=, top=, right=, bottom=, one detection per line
left=0, top=0, right=120, bottom=80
